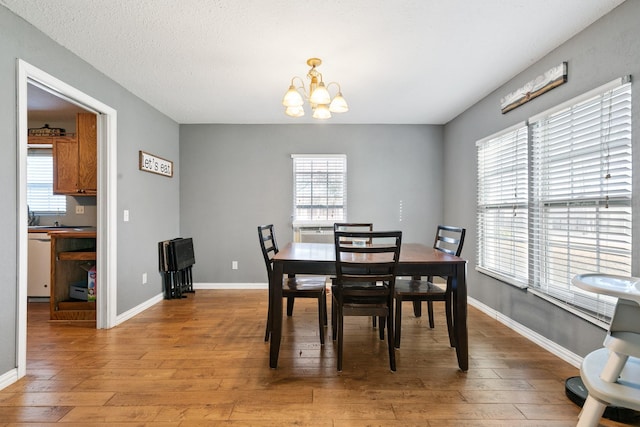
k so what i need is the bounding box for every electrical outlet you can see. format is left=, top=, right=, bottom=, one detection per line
left=75, top=205, right=85, bottom=214
left=232, top=261, right=238, bottom=270
left=142, top=272, right=148, bottom=284
left=123, top=210, right=130, bottom=222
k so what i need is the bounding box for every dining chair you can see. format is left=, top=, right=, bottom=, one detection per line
left=258, top=224, right=328, bottom=344
left=331, top=223, right=382, bottom=340
left=394, top=225, right=465, bottom=348
left=333, top=223, right=373, bottom=243
left=333, top=229, right=402, bottom=371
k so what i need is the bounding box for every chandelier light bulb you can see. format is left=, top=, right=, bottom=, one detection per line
left=329, top=92, right=349, bottom=113
left=282, top=85, right=304, bottom=107
left=283, top=58, right=348, bottom=119
left=312, top=104, right=331, bottom=119
left=309, top=82, right=331, bottom=105
left=285, top=105, right=305, bottom=117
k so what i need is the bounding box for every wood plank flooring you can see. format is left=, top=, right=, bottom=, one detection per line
left=1, top=289, right=638, bottom=426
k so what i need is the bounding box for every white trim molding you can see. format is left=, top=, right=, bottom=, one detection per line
left=468, top=297, right=583, bottom=368
left=115, top=293, right=165, bottom=325
left=195, top=283, right=267, bottom=290
left=0, top=369, right=18, bottom=391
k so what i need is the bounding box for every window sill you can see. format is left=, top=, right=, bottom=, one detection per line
left=475, top=266, right=528, bottom=290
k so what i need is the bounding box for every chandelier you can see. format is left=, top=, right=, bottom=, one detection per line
left=282, top=58, right=349, bottom=119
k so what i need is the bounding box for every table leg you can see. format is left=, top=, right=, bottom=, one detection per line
left=269, top=262, right=284, bottom=368
left=452, top=263, right=468, bottom=371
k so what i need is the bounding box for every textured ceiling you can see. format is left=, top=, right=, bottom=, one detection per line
left=2, top=0, right=626, bottom=124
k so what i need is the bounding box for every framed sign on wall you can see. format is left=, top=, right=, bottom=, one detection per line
left=139, top=151, right=173, bottom=177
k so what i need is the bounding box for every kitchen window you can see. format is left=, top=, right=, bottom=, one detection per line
left=476, top=77, right=632, bottom=324
left=292, top=154, right=347, bottom=227
left=27, top=147, right=66, bottom=214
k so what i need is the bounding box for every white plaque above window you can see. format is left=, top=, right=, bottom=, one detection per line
left=500, top=62, right=568, bottom=114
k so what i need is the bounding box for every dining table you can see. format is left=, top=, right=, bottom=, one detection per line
left=268, top=242, right=469, bottom=371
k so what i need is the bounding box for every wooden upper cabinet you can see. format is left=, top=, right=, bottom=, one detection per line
left=53, top=113, right=97, bottom=196
left=52, top=137, right=79, bottom=194
left=77, top=113, right=97, bottom=194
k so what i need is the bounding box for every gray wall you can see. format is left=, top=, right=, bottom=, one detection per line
left=179, top=124, right=443, bottom=283
left=0, top=5, right=180, bottom=375
left=443, top=0, right=640, bottom=357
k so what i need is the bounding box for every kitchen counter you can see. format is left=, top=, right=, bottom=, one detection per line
left=28, top=226, right=96, bottom=234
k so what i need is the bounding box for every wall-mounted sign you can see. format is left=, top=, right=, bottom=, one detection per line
left=500, top=62, right=568, bottom=114
left=139, top=151, right=173, bottom=177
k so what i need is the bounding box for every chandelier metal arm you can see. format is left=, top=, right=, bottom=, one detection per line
left=289, top=76, right=310, bottom=100
left=325, top=81, right=342, bottom=97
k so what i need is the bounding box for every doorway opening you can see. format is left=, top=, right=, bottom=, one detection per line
left=16, top=59, right=118, bottom=379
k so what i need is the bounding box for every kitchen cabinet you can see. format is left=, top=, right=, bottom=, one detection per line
left=53, top=113, right=97, bottom=195
left=49, top=230, right=96, bottom=321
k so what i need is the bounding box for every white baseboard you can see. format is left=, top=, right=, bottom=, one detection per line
left=0, top=369, right=18, bottom=391
left=115, top=292, right=165, bottom=325
left=195, top=282, right=267, bottom=290
left=468, top=297, right=582, bottom=368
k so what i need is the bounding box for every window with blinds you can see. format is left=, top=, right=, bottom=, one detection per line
left=27, top=148, right=66, bottom=214
left=476, top=78, right=632, bottom=324
left=529, top=80, right=632, bottom=321
left=476, top=123, right=529, bottom=287
left=292, top=154, right=347, bottom=226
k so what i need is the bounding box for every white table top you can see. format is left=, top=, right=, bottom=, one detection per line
left=572, top=273, right=640, bottom=304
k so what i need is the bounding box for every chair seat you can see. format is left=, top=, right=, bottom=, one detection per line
left=284, top=276, right=326, bottom=292
left=581, top=348, right=640, bottom=411
left=394, top=278, right=446, bottom=299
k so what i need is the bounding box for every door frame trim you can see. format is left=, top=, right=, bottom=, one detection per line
left=16, top=59, right=118, bottom=378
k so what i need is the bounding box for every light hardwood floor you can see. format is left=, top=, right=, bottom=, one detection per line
left=1, top=290, right=637, bottom=426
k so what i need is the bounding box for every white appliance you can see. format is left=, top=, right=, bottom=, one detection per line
left=28, top=233, right=51, bottom=298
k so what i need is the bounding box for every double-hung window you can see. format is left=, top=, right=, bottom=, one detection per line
left=476, top=123, right=529, bottom=288
left=529, top=80, right=632, bottom=321
left=476, top=77, right=632, bottom=323
left=292, top=154, right=347, bottom=226
left=27, top=147, right=66, bottom=214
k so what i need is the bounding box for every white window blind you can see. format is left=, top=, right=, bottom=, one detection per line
left=27, top=148, right=66, bottom=214
left=292, top=154, right=347, bottom=226
left=476, top=123, right=529, bottom=287
left=530, top=81, right=632, bottom=321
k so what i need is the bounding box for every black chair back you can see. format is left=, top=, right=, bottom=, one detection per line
left=257, top=224, right=278, bottom=277
left=333, top=223, right=373, bottom=245
left=334, top=230, right=402, bottom=303
left=433, top=225, right=466, bottom=256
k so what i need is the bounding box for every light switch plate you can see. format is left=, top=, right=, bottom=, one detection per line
left=123, top=210, right=130, bottom=222
left=75, top=205, right=85, bottom=214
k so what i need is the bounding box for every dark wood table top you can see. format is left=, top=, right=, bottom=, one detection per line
left=274, top=242, right=465, bottom=265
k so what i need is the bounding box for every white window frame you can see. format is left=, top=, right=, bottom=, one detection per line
left=476, top=122, right=529, bottom=288
left=27, top=145, right=66, bottom=215
left=476, top=77, right=632, bottom=325
left=291, top=154, right=347, bottom=227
